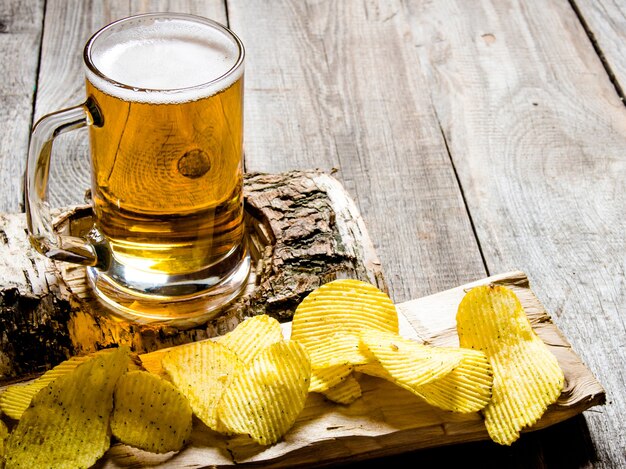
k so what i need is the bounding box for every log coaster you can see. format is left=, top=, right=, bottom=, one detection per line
left=0, top=171, right=384, bottom=382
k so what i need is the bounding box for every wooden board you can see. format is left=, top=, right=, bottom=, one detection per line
left=99, top=271, right=604, bottom=468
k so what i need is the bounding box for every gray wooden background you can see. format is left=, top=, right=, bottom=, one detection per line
left=1, top=0, right=624, bottom=467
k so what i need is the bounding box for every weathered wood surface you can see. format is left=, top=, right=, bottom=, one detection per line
left=573, top=0, right=626, bottom=98
left=0, top=171, right=384, bottom=382
left=0, top=0, right=43, bottom=212
left=97, top=271, right=604, bottom=468
left=0, top=0, right=624, bottom=467
left=405, top=0, right=626, bottom=465
left=229, top=0, right=486, bottom=301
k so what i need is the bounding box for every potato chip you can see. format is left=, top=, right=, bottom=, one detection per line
left=0, top=355, right=93, bottom=421
left=0, top=419, right=8, bottom=459
left=0, top=352, right=138, bottom=421
left=218, top=314, right=283, bottom=363
left=359, top=329, right=464, bottom=390
left=4, top=346, right=129, bottom=468
left=1, top=383, right=37, bottom=422
left=139, top=348, right=169, bottom=377
left=354, top=362, right=392, bottom=380
left=218, top=340, right=310, bottom=445
left=320, top=375, right=362, bottom=405
left=162, top=340, right=243, bottom=432
left=306, top=332, right=370, bottom=369
left=309, top=364, right=353, bottom=393
left=456, top=285, right=564, bottom=445
left=111, top=370, right=192, bottom=453
left=414, top=348, right=493, bottom=413
left=291, top=279, right=398, bottom=347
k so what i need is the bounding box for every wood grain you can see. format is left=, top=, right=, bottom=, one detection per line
left=34, top=0, right=228, bottom=209
left=403, top=0, right=626, bottom=466
left=0, top=0, right=44, bottom=212
left=228, top=0, right=487, bottom=302
left=573, top=0, right=626, bottom=98
left=99, top=271, right=604, bottom=468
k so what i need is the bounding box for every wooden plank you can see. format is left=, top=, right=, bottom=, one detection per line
left=403, top=0, right=626, bottom=466
left=93, top=272, right=601, bottom=467
left=573, top=0, right=626, bottom=98
left=228, top=0, right=487, bottom=302
left=0, top=0, right=44, bottom=212
left=33, top=0, right=228, bottom=209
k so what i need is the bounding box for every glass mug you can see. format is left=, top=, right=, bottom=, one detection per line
left=25, top=13, right=250, bottom=323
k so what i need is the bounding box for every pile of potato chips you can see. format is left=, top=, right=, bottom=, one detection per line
left=291, top=280, right=495, bottom=413
left=0, top=279, right=564, bottom=467
left=156, top=314, right=310, bottom=446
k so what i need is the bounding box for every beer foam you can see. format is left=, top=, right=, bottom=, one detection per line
left=86, top=17, right=243, bottom=103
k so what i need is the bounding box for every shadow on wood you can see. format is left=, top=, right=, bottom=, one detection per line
left=340, top=414, right=598, bottom=469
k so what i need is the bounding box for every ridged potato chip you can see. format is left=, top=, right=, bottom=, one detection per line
left=4, top=346, right=130, bottom=469
left=0, top=352, right=141, bottom=421
left=1, top=384, right=41, bottom=421
left=320, top=375, right=362, bottom=405
left=355, top=362, right=391, bottom=380
left=306, top=332, right=370, bottom=369
left=0, top=419, right=8, bottom=459
left=359, top=329, right=464, bottom=390
left=357, top=348, right=492, bottom=413
left=0, top=355, right=91, bottom=420
left=162, top=340, right=243, bottom=432
left=218, top=340, right=311, bottom=445
left=292, top=279, right=398, bottom=347
left=457, top=285, right=564, bottom=445
left=111, top=370, right=193, bottom=453
left=140, top=315, right=282, bottom=377
left=414, top=348, right=493, bottom=413
left=309, top=364, right=353, bottom=393
left=139, top=348, right=169, bottom=377
left=218, top=314, right=283, bottom=363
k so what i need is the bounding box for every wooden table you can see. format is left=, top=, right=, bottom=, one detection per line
left=1, top=0, right=624, bottom=467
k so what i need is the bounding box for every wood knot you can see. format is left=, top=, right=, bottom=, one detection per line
left=481, top=33, right=496, bottom=45
left=177, top=149, right=211, bottom=179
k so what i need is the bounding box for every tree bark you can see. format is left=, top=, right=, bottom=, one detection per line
left=0, top=171, right=385, bottom=383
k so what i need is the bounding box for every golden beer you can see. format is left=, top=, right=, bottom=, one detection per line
left=83, top=14, right=249, bottom=319
left=86, top=78, right=244, bottom=277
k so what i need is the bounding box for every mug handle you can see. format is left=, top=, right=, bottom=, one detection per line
left=25, top=99, right=103, bottom=266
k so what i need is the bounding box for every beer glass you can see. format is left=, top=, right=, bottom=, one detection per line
left=25, top=13, right=250, bottom=323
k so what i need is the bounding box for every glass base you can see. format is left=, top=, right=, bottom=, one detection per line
left=86, top=245, right=251, bottom=326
